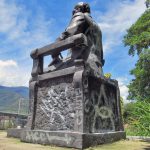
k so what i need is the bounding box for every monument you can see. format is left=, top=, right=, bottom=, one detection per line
left=8, top=2, right=125, bottom=149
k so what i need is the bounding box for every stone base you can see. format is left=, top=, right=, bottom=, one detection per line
left=7, top=128, right=24, bottom=138
left=19, top=130, right=126, bottom=149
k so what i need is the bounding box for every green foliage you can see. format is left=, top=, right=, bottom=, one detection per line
left=127, top=49, right=150, bottom=101
left=123, top=8, right=150, bottom=101
left=0, top=120, right=15, bottom=130
left=124, top=101, right=150, bottom=136
left=123, top=9, right=150, bottom=56
left=104, top=73, right=112, bottom=79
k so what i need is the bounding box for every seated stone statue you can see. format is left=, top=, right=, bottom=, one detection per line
left=10, top=3, right=125, bottom=149
left=48, top=2, right=105, bottom=77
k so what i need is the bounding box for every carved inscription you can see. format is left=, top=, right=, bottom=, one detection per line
left=25, top=131, right=73, bottom=145
left=34, top=75, right=76, bottom=130
left=87, top=77, right=118, bottom=133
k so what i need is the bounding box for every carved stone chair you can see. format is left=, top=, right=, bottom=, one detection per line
left=19, top=33, right=126, bottom=149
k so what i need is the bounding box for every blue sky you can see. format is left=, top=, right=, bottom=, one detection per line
left=0, top=0, right=146, bottom=102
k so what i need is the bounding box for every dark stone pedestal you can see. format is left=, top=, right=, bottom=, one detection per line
left=7, top=34, right=126, bottom=149
left=7, top=128, right=125, bottom=149
left=7, top=64, right=126, bottom=149
left=21, top=130, right=125, bottom=149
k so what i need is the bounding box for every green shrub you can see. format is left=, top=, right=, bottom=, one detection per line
left=0, top=119, right=15, bottom=130
left=123, top=100, right=150, bottom=136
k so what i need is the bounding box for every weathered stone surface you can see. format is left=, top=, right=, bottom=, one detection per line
left=84, top=77, right=123, bottom=133
left=21, top=130, right=126, bottom=149
left=7, top=128, right=24, bottom=138
left=82, top=131, right=126, bottom=149
left=30, top=33, right=87, bottom=58
left=34, top=75, right=76, bottom=130
left=21, top=130, right=83, bottom=149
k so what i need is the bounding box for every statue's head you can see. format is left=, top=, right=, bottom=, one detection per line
left=72, top=2, right=91, bottom=15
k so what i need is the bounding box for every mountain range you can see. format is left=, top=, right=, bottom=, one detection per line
left=0, top=85, right=29, bottom=115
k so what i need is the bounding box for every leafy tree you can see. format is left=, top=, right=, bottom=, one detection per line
left=123, top=4, right=150, bottom=136
left=123, top=9, right=150, bottom=56
left=128, top=49, right=150, bottom=101
left=123, top=8, right=150, bottom=101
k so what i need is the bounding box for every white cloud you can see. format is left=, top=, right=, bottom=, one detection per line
left=0, top=60, right=30, bottom=86
left=0, top=0, right=53, bottom=86
left=0, top=0, right=53, bottom=57
left=0, top=60, right=17, bottom=67
left=96, top=0, right=146, bottom=53
left=117, top=77, right=129, bottom=103
left=0, top=0, right=19, bottom=33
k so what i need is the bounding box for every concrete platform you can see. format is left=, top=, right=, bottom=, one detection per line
left=7, top=129, right=126, bottom=149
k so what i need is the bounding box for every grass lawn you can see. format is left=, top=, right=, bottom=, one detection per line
left=0, top=131, right=150, bottom=150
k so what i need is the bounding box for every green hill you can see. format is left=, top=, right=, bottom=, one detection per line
left=0, top=86, right=29, bottom=115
